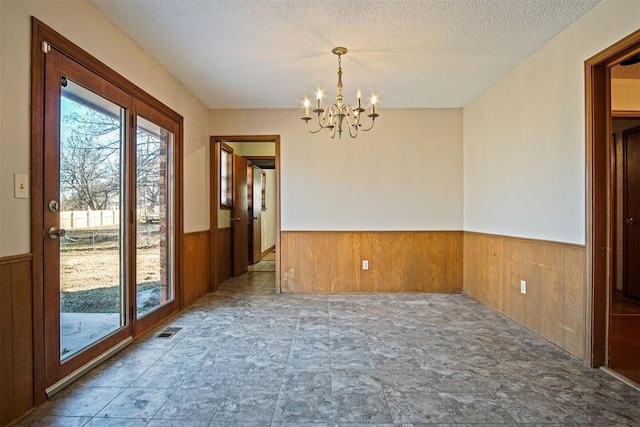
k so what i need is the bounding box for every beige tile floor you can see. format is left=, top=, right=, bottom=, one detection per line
left=19, top=264, right=640, bottom=426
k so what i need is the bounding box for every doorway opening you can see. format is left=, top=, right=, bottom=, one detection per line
left=586, top=29, right=640, bottom=385
left=210, top=135, right=281, bottom=292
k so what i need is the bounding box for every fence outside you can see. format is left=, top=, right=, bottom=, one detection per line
left=60, top=210, right=120, bottom=230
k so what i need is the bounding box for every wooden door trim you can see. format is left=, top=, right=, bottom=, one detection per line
left=585, top=29, right=640, bottom=367
left=210, top=135, right=281, bottom=291
left=612, top=110, right=640, bottom=118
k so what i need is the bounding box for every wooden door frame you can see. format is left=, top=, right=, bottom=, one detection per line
left=31, top=18, right=184, bottom=402
left=210, top=135, right=281, bottom=292
left=585, top=29, right=640, bottom=367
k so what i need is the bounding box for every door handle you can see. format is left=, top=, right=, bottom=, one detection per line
left=48, top=226, right=67, bottom=239
left=626, top=218, right=636, bottom=225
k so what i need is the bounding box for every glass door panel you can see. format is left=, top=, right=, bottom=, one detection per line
left=59, top=78, right=126, bottom=361
left=136, top=115, right=174, bottom=318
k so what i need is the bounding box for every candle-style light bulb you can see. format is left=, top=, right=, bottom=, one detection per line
left=316, top=89, right=323, bottom=109
left=304, top=98, right=310, bottom=117
left=371, top=95, right=377, bottom=114
left=357, top=90, right=362, bottom=109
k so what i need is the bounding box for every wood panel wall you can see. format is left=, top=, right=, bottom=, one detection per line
left=183, top=231, right=211, bottom=307
left=463, top=232, right=586, bottom=360
left=0, top=254, right=34, bottom=426
left=216, top=228, right=232, bottom=285
left=280, top=231, right=463, bottom=293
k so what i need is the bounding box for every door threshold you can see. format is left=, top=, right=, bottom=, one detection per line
left=600, top=366, right=640, bottom=391
left=46, top=337, right=133, bottom=397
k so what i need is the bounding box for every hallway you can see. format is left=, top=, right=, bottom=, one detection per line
left=20, top=269, right=640, bottom=426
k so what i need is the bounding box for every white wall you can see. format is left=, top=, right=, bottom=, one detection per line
left=210, top=108, right=463, bottom=231
left=0, top=0, right=210, bottom=257
left=463, top=0, right=640, bottom=245
left=263, top=169, right=277, bottom=252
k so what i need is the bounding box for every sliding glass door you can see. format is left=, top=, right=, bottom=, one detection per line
left=135, top=114, right=175, bottom=319
left=41, top=45, right=182, bottom=392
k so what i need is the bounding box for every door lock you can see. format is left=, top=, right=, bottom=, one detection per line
left=48, top=200, right=59, bottom=212
left=626, top=218, right=636, bottom=225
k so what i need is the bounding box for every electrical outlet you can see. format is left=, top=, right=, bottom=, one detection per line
left=520, top=280, right=527, bottom=294
left=362, top=260, right=369, bottom=270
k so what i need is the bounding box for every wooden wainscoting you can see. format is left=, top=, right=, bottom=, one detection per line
left=183, top=231, right=211, bottom=307
left=216, top=227, right=232, bottom=285
left=463, top=232, right=586, bottom=360
left=0, top=254, right=34, bottom=426
left=281, top=231, right=462, bottom=293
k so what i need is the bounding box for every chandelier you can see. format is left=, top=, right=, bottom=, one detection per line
left=301, top=47, right=379, bottom=139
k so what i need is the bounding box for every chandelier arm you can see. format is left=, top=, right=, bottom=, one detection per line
left=360, top=118, right=376, bottom=132
left=304, top=120, right=323, bottom=134
left=348, top=123, right=359, bottom=138
left=318, top=105, right=335, bottom=129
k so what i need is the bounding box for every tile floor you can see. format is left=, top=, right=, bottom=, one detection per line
left=20, top=266, right=640, bottom=426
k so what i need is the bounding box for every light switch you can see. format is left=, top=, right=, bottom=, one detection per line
left=14, top=173, right=29, bottom=199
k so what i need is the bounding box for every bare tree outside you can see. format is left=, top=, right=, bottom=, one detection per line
left=60, top=108, right=162, bottom=213
left=60, top=109, right=121, bottom=211
left=59, top=95, right=164, bottom=321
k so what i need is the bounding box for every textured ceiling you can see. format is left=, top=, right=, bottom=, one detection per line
left=88, top=0, right=602, bottom=109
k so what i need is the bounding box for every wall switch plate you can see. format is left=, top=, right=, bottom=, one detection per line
left=362, top=260, right=369, bottom=270
left=520, top=280, right=527, bottom=294
left=14, top=173, right=29, bottom=199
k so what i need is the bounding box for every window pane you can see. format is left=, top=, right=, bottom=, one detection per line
left=136, top=115, right=174, bottom=318
left=220, top=145, right=233, bottom=207
left=59, top=78, right=126, bottom=360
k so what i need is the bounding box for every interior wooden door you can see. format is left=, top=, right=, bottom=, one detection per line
left=608, top=125, right=640, bottom=384
left=250, top=165, right=264, bottom=263
left=623, top=126, right=640, bottom=300
left=232, top=155, right=249, bottom=276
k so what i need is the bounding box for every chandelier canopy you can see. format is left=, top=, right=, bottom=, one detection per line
left=301, top=47, right=379, bottom=139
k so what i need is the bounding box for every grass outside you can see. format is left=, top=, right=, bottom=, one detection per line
left=61, top=282, right=159, bottom=313
left=60, top=224, right=163, bottom=314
